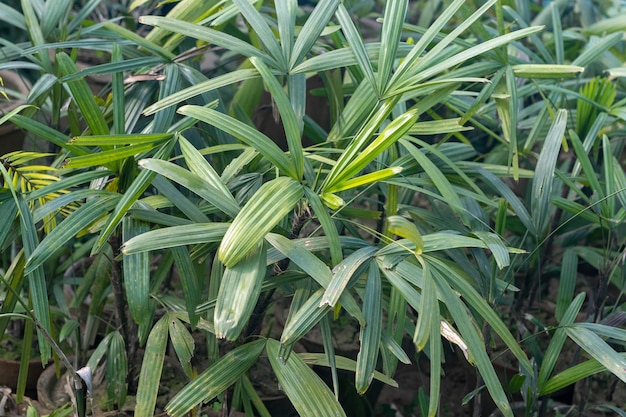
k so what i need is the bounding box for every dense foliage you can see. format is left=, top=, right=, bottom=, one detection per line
left=0, top=0, right=625, bottom=416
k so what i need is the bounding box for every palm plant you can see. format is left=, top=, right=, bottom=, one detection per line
left=1, top=1, right=625, bottom=417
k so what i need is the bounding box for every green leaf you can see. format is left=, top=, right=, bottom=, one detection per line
left=427, top=256, right=531, bottom=375
left=122, top=218, right=151, bottom=325
left=214, top=242, right=266, bottom=340
left=280, top=289, right=331, bottom=349
left=41, top=0, right=70, bottom=36
left=95, top=140, right=178, bottom=253
left=584, top=13, right=626, bottom=35
left=324, top=108, right=417, bottom=192
left=21, top=0, right=51, bottom=72
left=144, top=70, right=256, bottom=116
left=538, top=293, right=585, bottom=392
left=555, top=250, right=578, bottom=321
left=387, top=215, right=424, bottom=255
left=63, top=144, right=156, bottom=169
left=325, top=167, right=404, bottom=194
left=305, top=189, right=342, bottom=265
left=135, top=315, right=169, bottom=417
left=171, top=246, right=201, bottom=328
left=26, top=195, right=120, bottom=274
left=250, top=57, right=303, bottom=179
left=266, top=339, right=347, bottom=417
left=435, top=277, right=513, bottom=417
left=265, top=233, right=332, bottom=287
left=377, top=0, right=408, bottom=94
left=265, top=233, right=365, bottom=324
left=275, top=0, right=296, bottom=63
left=531, top=109, right=568, bottom=236
left=566, top=325, right=626, bottom=384
left=137, top=16, right=270, bottom=63
left=0, top=104, right=34, bottom=126
left=121, top=223, right=230, bottom=254
left=0, top=2, right=25, bottom=30
left=179, top=136, right=239, bottom=214
left=391, top=0, right=495, bottom=87
left=177, top=105, right=296, bottom=178
left=57, top=52, right=109, bottom=136
left=472, top=231, right=510, bottom=269
left=232, top=0, right=285, bottom=69
left=166, top=339, right=266, bottom=417
left=400, top=139, right=466, bottom=219
left=138, top=158, right=240, bottom=217
left=413, top=260, right=436, bottom=352
left=218, top=177, right=303, bottom=267
left=301, top=352, right=397, bottom=388
left=102, top=20, right=175, bottom=59
left=7, top=115, right=88, bottom=155
left=321, top=246, right=378, bottom=308
left=542, top=353, right=626, bottom=395
left=512, top=64, right=584, bottom=79
left=70, top=133, right=173, bottom=146
left=106, top=331, right=128, bottom=407
left=409, top=118, right=473, bottom=135
left=334, top=4, right=377, bottom=92
left=168, top=316, right=195, bottom=378
left=355, top=263, right=383, bottom=394
left=290, top=0, right=340, bottom=68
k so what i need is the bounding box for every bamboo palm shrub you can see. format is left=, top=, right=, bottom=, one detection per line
left=442, top=1, right=626, bottom=414
left=1, top=1, right=625, bottom=417
left=98, top=1, right=545, bottom=416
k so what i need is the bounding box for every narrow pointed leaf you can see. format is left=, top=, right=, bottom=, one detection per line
left=219, top=177, right=303, bottom=267
left=413, top=261, right=435, bottom=351
left=121, top=223, right=230, bottom=254
left=172, top=246, right=201, bottom=327
left=95, top=140, right=178, bottom=253
left=377, top=0, right=408, bottom=94
left=356, top=264, right=383, bottom=394
left=512, top=64, right=584, bottom=78
left=531, top=109, right=567, bottom=235
left=122, top=218, right=151, bottom=325
left=335, top=4, right=377, bottom=92
left=139, top=158, right=240, bottom=217
left=538, top=293, right=585, bottom=391
left=265, top=233, right=332, bottom=287
left=276, top=0, right=296, bottom=62
left=281, top=289, right=331, bottom=348
left=178, top=105, right=296, bottom=178
left=57, top=52, right=109, bottom=136
left=324, top=107, right=417, bottom=192
left=325, top=167, right=403, bottom=194
left=138, top=16, right=268, bottom=63
left=250, top=57, right=303, bottom=179
left=168, top=315, right=195, bottom=378
left=179, top=136, right=239, bottom=213
left=63, top=144, right=156, bottom=169
left=26, top=195, right=120, bottom=274
left=135, top=315, right=169, bottom=417
left=166, top=339, right=266, bottom=417
left=435, top=277, right=513, bottom=417
left=144, top=70, right=257, bottom=115
left=321, top=246, right=378, bottom=307
left=290, top=0, right=340, bottom=67
left=232, top=0, right=284, bottom=69
left=267, top=339, right=347, bottom=417
left=387, top=215, right=424, bottom=255
left=70, top=133, right=173, bottom=146
left=566, top=325, right=626, bottom=384
left=214, top=242, right=266, bottom=340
